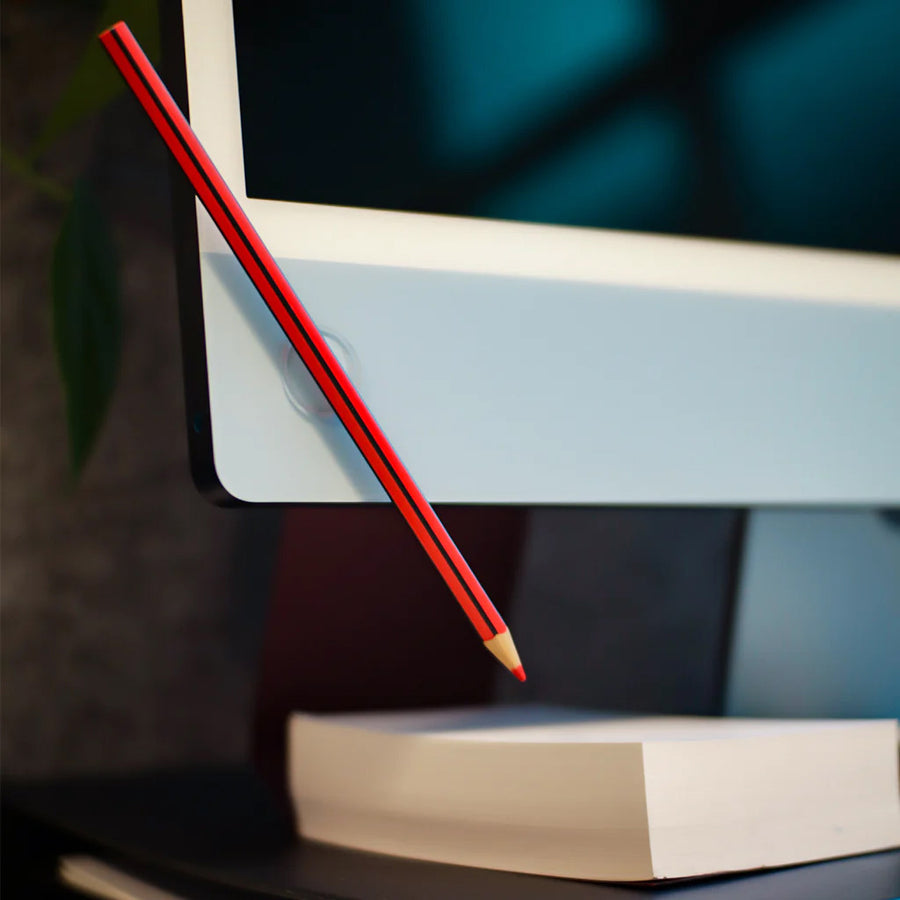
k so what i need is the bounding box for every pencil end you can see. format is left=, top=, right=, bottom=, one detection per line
left=483, top=629, right=526, bottom=684
left=98, top=21, right=126, bottom=41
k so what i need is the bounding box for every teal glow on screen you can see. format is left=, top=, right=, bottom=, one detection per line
left=233, top=0, right=900, bottom=253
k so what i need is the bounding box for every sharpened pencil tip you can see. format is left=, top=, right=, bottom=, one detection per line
left=484, top=629, right=525, bottom=681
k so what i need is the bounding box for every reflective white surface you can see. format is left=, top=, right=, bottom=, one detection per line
left=201, top=252, right=900, bottom=503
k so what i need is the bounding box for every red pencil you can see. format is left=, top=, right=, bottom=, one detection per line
left=99, top=22, right=525, bottom=681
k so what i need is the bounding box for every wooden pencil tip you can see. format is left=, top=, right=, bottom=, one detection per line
left=483, top=629, right=525, bottom=683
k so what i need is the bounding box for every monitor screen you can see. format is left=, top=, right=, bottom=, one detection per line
left=231, top=0, right=899, bottom=252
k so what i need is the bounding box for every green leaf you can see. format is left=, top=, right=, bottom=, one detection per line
left=30, top=0, right=159, bottom=161
left=52, top=180, right=121, bottom=478
left=0, top=142, right=70, bottom=204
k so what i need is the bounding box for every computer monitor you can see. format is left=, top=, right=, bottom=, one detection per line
left=164, top=0, right=900, bottom=729
left=166, top=0, right=900, bottom=507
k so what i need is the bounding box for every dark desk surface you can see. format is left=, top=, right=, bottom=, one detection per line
left=4, top=767, right=900, bottom=900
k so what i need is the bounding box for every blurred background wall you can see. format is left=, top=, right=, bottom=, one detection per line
left=2, top=0, right=898, bottom=779
left=1, top=1, right=279, bottom=778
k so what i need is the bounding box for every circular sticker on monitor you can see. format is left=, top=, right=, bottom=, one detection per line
left=280, top=331, right=361, bottom=422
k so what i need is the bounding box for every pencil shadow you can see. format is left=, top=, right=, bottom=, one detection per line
left=204, top=252, right=385, bottom=500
